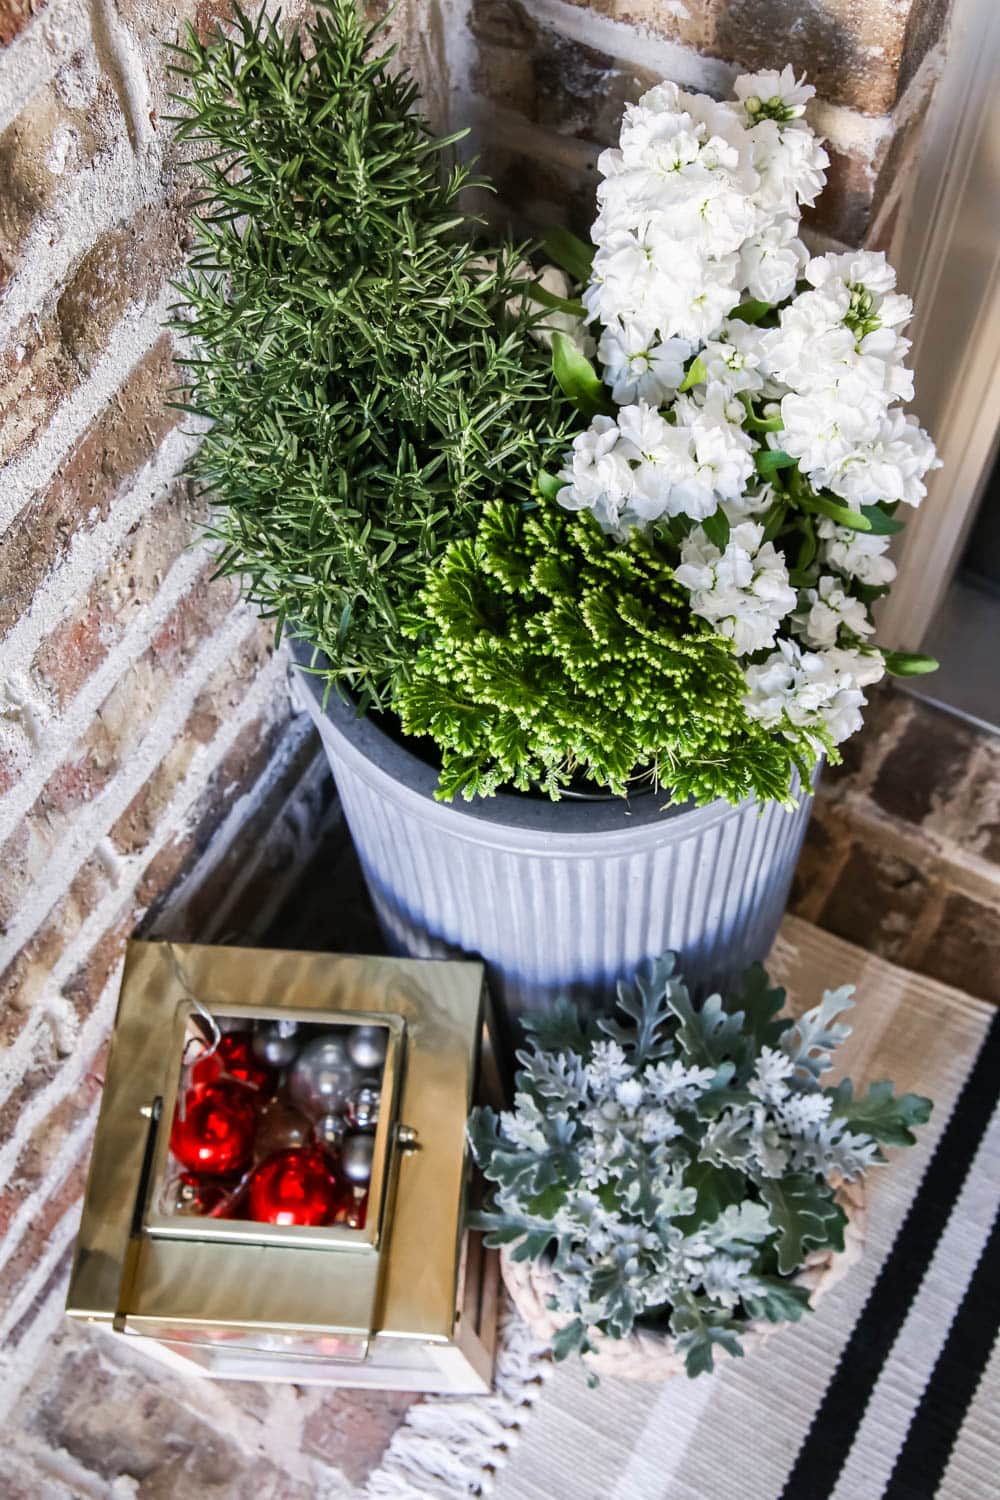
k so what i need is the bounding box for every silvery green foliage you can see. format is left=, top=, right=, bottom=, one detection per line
left=468, top=955, right=931, bottom=1378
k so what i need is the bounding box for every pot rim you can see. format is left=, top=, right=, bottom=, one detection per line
left=290, top=642, right=780, bottom=843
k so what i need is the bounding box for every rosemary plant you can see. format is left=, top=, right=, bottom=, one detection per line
left=168, top=1, right=570, bottom=708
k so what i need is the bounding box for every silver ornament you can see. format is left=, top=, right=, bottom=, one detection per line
left=314, top=1112, right=347, bottom=1151
left=347, top=1025, right=387, bottom=1073
left=344, top=1076, right=381, bottom=1132
left=252, top=1020, right=300, bottom=1068
left=288, top=1035, right=357, bottom=1121
left=340, top=1132, right=374, bottom=1186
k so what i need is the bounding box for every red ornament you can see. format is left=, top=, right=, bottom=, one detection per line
left=170, top=1081, right=256, bottom=1176
left=247, top=1148, right=340, bottom=1227
left=191, top=1032, right=274, bottom=1093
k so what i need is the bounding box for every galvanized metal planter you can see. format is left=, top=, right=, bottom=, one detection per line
left=293, top=650, right=816, bottom=1036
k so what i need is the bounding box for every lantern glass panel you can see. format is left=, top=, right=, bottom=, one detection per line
left=148, top=1009, right=396, bottom=1249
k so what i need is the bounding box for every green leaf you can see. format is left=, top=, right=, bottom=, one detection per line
left=542, top=226, right=595, bottom=285
left=515, top=279, right=587, bottom=318
left=701, top=506, right=731, bottom=551
left=667, top=988, right=747, bottom=1068
left=859, top=504, right=906, bottom=535
left=551, top=331, right=611, bottom=417
left=779, top=986, right=855, bottom=1084
left=755, top=449, right=797, bottom=478
left=729, top=298, right=772, bottom=325
left=728, top=963, right=788, bottom=1056
left=678, top=354, right=708, bottom=393
left=803, top=492, right=873, bottom=532
left=742, top=1277, right=812, bottom=1324
left=678, top=1162, right=750, bottom=1226
left=600, top=952, right=681, bottom=1063
left=670, top=1304, right=745, bottom=1377
left=536, top=468, right=563, bottom=502
left=759, top=1173, right=847, bottom=1275
left=828, top=1079, right=932, bottom=1147
left=883, top=650, right=939, bottom=677
left=550, top=1317, right=589, bottom=1362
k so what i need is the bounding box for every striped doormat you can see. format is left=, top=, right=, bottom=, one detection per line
left=368, top=917, right=1000, bottom=1500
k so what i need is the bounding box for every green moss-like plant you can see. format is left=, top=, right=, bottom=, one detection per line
left=395, top=499, right=821, bottom=806
left=168, top=1, right=570, bottom=708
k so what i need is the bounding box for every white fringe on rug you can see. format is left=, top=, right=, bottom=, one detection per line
left=366, top=1304, right=551, bottom=1499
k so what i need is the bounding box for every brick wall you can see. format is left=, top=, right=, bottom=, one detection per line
left=0, top=0, right=341, bottom=1439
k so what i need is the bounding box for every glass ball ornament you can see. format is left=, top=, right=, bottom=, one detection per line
left=254, top=1097, right=312, bottom=1159
left=314, top=1112, right=347, bottom=1152
left=167, top=1171, right=235, bottom=1217
left=247, top=1147, right=340, bottom=1226
left=340, top=1132, right=375, bottom=1187
left=252, top=1020, right=300, bottom=1069
left=347, top=1025, right=387, bottom=1072
left=344, top=1077, right=381, bottom=1132
left=170, top=1081, right=256, bottom=1176
left=191, top=1032, right=273, bottom=1093
left=288, top=1035, right=357, bottom=1121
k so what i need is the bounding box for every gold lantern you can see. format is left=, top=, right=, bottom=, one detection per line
left=66, top=940, right=504, bottom=1392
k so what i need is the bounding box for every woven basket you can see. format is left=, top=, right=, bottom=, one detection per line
left=501, top=1177, right=867, bottom=1381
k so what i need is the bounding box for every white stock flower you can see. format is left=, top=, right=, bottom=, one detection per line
left=598, top=321, right=690, bottom=405
left=818, top=518, right=897, bottom=587
left=556, top=414, right=634, bottom=532
left=674, top=519, right=797, bottom=655
left=748, top=118, right=829, bottom=216
left=734, top=66, right=815, bottom=123
left=738, top=214, right=808, bottom=304
left=792, top=574, right=875, bottom=649
left=820, top=409, right=940, bottom=509
left=743, top=637, right=885, bottom=747
left=700, top=318, right=768, bottom=395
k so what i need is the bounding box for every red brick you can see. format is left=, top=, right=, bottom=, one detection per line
left=705, top=0, right=912, bottom=116
left=0, top=336, right=182, bottom=640
left=33, top=480, right=208, bottom=710
left=873, top=708, right=978, bottom=827
left=0, top=0, right=47, bottom=49
left=56, top=203, right=193, bottom=374
left=916, top=892, right=1000, bottom=1006
left=0, top=49, right=124, bottom=287
left=818, top=838, right=932, bottom=966
left=0, top=313, right=80, bottom=465
left=0, top=576, right=243, bottom=939
left=0, top=1057, right=103, bottom=1237
left=108, top=614, right=271, bottom=858
left=302, top=1389, right=420, bottom=1484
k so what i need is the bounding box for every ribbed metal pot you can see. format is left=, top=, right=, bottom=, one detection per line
left=293, top=653, right=815, bottom=1038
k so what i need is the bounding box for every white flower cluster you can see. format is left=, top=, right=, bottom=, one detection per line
left=762, top=251, right=940, bottom=510
left=558, top=393, right=756, bottom=531
left=585, top=69, right=824, bottom=346
left=552, top=69, right=939, bottom=758
left=743, top=637, right=885, bottom=747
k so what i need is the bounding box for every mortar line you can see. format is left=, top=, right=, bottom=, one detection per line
left=0, top=290, right=175, bottom=535
left=0, top=607, right=259, bottom=977
left=0, top=655, right=288, bottom=1163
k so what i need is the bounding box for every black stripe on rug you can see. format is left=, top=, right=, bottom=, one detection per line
left=777, top=1009, right=1000, bottom=1500
left=883, top=1201, right=1000, bottom=1499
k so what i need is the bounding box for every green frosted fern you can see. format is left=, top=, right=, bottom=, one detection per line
left=395, top=499, right=822, bottom=806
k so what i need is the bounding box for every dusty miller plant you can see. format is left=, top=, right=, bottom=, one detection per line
left=469, top=956, right=931, bottom=1377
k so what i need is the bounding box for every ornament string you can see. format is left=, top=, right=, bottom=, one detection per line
left=165, top=942, right=222, bottom=1120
